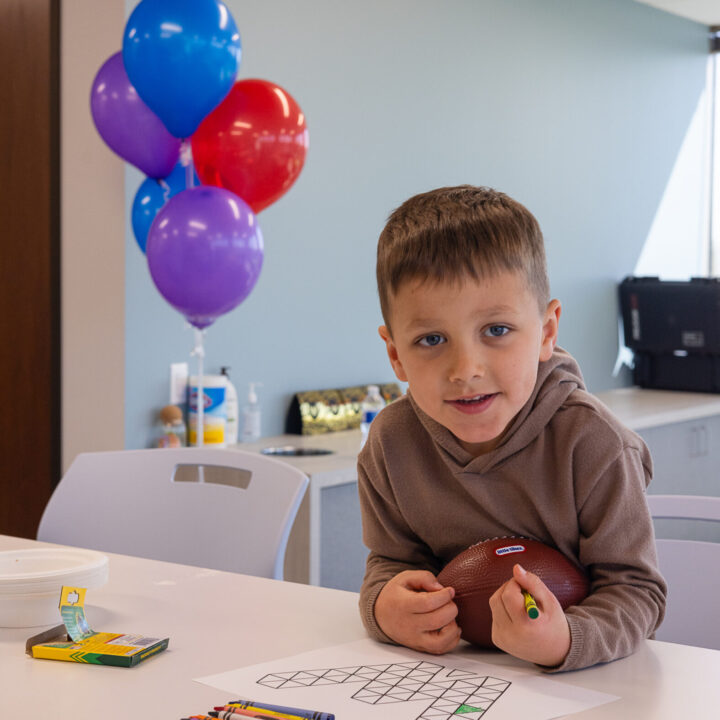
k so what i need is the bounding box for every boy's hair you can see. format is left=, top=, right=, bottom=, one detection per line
left=377, top=185, right=550, bottom=331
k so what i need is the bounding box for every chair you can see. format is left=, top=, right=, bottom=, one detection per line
left=646, top=494, right=720, bottom=650
left=37, top=447, right=308, bottom=580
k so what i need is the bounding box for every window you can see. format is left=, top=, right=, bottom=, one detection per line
left=634, top=28, right=720, bottom=280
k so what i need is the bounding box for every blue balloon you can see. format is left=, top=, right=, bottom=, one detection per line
left=122, top=0, right=241, bottom=139
left=132, top=163, right=200, bottom=253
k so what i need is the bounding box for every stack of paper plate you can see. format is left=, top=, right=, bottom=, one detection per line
left=0, top=547, right=109, bottom=628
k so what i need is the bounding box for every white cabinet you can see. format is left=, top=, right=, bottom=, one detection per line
left=239, top=430, right=366, bottom=591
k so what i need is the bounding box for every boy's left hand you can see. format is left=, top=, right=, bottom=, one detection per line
left=489, top=563, right=571, bottom=667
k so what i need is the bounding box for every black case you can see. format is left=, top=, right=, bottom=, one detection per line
left=618, top=276, right=720, bottom=393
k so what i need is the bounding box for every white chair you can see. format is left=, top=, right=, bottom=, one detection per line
left=37, top=448, right=308, bottom=580
left=646, top=494, right=720, bottom=650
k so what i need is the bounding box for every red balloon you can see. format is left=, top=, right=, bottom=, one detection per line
left=192, top=78, right=309, bottom=213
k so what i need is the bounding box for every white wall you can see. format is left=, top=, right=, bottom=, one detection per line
left=61, top=1, right=125, bottom=470
left=61, top=0, right=710, bottom=458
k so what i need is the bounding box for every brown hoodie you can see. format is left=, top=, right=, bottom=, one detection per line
left=357, top=348, right=666, bottom=672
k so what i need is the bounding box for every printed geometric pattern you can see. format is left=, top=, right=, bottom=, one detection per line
left=257, top=661, right=510, bottom=719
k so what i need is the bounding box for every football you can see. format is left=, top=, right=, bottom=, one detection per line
left=437, top=537, right=590, bottom=648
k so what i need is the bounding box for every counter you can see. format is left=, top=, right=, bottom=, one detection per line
left=240, top=388, right=720, bottom=591
left=239, top=430, right=365, bottom=588
left=594, top=387, right=720, bottom=431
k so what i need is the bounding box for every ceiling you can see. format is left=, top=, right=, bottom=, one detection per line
left=634, top=0, right=720, bottom=25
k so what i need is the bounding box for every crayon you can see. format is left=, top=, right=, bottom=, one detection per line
left=523, top=590, right=540, bottom=619
left=214, top=708, right=303, bottom=720
left=210, top=710, right=283, bottom=720
left=226, top=699, right=334, bottom=720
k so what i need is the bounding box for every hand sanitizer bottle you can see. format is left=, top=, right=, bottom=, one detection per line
left=242, top=382, right=262, bottom=443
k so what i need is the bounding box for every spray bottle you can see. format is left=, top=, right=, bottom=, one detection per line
left=242, top=382, right=262, bottom=443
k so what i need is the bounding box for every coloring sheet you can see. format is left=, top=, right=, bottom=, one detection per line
left=196, top=639, right=618, bottom=719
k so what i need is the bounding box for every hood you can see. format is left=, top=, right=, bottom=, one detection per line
left=408, top=347, right=585, bottom=475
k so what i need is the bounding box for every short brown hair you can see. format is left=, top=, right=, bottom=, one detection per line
left=377, top=185, right=550, bottom=330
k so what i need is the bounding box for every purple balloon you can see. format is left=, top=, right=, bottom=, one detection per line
left=146, top=186, right=264, bottom=328
left=90, top=52, right=180, bottom=178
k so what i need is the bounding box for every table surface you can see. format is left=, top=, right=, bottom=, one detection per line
left=2, top=535, right=719, bottom=719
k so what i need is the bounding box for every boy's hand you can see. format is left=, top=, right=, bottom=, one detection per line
left=375, top=570, right=461, bottom=655
left=489, top=563, right=571, bottom=667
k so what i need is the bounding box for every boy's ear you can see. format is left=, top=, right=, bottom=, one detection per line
left=539, top=299, right=561, bottom=362
left=378, top=325, right=408, bottom=382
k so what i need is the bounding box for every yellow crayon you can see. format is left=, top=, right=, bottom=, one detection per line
left=522, top=590, right=539, bottom=619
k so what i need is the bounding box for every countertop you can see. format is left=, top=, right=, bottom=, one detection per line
left=237, top=388, right=720, bottom=474
left=594, top=387, right=720, bottom=431
left=237, top=428, right=363, bottom=479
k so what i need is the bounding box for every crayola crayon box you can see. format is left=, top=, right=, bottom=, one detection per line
left=26, top=586, right=169, bottom=667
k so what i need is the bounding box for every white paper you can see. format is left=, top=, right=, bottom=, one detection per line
left=195, top=639, right=618, bottom=720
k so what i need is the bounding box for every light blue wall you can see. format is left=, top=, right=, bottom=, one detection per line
left=124, top=0, right=708, bottom=448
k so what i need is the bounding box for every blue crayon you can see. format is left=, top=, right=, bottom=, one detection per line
left=227, top=699, right=334, bottom=720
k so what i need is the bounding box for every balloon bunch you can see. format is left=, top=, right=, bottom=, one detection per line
left=90, top=0, right=308, bottom=445
left=90, top=0, right=309, bottom=332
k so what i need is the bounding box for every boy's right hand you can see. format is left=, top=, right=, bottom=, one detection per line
left=374, top=570, right=460, bottom=655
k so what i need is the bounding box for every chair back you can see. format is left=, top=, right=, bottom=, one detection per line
left=646, top=494, right=720, bottom=650
left=37, top=448, right=308, bottom=580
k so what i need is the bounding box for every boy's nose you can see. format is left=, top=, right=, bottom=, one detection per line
left=448, top=344, right=485, bottom=383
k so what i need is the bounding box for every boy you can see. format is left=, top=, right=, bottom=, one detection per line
left=358, top=185, right=666, bottom=671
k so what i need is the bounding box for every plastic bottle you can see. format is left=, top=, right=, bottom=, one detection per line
left=360, top=385, right=386, bottom=448
left=241, top=382, right=262, bottom=443
left=155, top=405, right=186, bottom=448
left=221, top=366, right=239, bottom=445
left=188, top=374, right=227, bottom=446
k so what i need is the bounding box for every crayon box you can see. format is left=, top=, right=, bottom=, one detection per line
left=26, top=586, right=169, bottom=667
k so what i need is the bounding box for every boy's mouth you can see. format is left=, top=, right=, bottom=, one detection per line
left=447, top=393, right=497, bottom=413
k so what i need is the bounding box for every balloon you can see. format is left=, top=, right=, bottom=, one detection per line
left=192, top=79, right=309, bottom=213
left=90, top=52, right=180, bottom=178
left=122, top=0, right=241, bottom=139
left=131, top=162, right=200, bottom=253
left=146, top=186, right=263, bottom=329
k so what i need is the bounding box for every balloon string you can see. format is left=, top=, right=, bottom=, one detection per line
left=180, top=140, right=195, bottom=190
left=191, top=327, right=206, bottom=447
left=159, top=178, right=171, bottom=203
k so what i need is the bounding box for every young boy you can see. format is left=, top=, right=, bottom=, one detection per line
left=358, top=185, right=666, bottom=672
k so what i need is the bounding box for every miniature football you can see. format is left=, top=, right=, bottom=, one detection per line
left=437, top=537, right=590, bottom=648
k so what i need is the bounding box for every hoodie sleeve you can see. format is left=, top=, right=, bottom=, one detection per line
left=548, top=427, right=667, bottom=672
left=357, top=428, right=444, bottom=643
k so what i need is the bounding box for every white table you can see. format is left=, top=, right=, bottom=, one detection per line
left=2, top=535, right=719, bottom=719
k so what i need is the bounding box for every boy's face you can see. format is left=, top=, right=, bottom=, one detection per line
left=379, top=271, right=561, bottom=456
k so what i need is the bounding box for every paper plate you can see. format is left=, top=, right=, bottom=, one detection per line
left=0, top=547, right=109, bottom=628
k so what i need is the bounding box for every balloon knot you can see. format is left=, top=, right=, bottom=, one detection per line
left=180, top=140, right=193, bottom=167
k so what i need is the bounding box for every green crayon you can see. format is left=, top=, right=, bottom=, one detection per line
left=523, top=590, right=540, bottom=619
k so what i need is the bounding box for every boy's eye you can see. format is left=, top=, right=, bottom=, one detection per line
left=418, top=334, right=445, bottom=347
left=485, top=325, right=510, bottom=337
